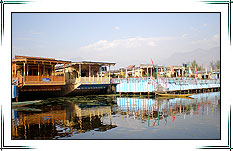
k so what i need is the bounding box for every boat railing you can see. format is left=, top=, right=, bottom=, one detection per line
left=77, top=76, right=110, bottom=84
left=22, top=75, right=65, bottom=85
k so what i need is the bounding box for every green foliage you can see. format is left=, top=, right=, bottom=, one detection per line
left=152, top=72, right=156, bottom=77
left=119, top=74, right=125, bottom=78
left=191, top=75, right=195, bottom=78
left=215, top=60, right=220, bottom=70
left=190, top=60, right=201, bottom=71
left=210, top=60, right=215, bottom=69
left=143, top=73, right=147, bottom=77
left=210, top=60, right=220, bottom=70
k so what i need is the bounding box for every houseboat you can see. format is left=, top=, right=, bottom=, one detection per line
left=61, top=61, right=116, bottom=95
left=12, top=55, right=71, bottom=101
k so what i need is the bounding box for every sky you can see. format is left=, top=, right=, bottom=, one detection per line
left=12, top=13, right=220, bottom=69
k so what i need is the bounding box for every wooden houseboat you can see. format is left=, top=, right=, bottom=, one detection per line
left=61, top=61, right=116, bottom=95
left=12, top=55, right=71, bottom=100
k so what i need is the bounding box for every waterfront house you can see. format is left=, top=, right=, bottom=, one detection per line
left=110, top=65, right=140, bottom=78
left=166, top=65, right=188, bottom=78
left=125, top=65, right=136, bottom=77
left=140, top=64, right=166, bottom=77
left=111, top=64, right=166, bottom=78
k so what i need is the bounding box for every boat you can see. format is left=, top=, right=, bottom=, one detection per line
left=155, top=93, right=193, bottom=98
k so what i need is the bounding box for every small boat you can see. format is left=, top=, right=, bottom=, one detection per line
left=156, top=93, right=193, bottom=98
left=12, top=100, right=42, bottom=107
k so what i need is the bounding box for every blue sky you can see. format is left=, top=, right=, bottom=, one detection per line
left=12, top=13, right=220, bottom=68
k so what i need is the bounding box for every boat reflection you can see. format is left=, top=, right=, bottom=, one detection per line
left=12, top=104, right=117, bottom=139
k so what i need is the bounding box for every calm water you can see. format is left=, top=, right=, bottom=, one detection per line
left=12, top=92, right=220, bottom=139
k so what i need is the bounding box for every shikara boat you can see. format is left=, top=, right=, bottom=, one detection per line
left=155, top=93, right=193, bottom=98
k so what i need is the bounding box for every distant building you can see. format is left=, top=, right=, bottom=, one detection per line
left=111, top=64, right=167, bottom=78
left=165, top=65, right=188, bottom=78
left=125, top=65, right=136, bottom=77
left=110, top=65, right=139, bottom=78
left=139, top=64, right=165, bottom=77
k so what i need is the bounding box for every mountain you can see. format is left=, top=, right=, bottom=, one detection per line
left=161, top=47, right=220, bottom=67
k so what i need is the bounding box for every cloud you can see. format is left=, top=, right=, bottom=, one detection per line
left=75, top=34, right=220, bottom=69
left=191, top=34, right=220, bottom=48
left=77, top=36, right=180, bottom=68
left=213, top=34, right=220, bottom=39
left=114, top=26, right=120, bottom=30
left=80, top=36, right=175, bottom=51
left=203, top=23, right=208, bottom=27
left=182, top=33, right=188, bottom=38
left=81, top=40, right=114, bottom=51
left=30, top=31, right=42, bottom=35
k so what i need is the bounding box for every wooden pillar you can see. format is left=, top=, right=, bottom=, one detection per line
left=138, top=67, right=141, bottom=77
left=23, top=63, right=26, bottom=82
left=23, top=63, right=26, bottom=75
left=27, top=64, right=29, bottom=76
left=100, top=66, right=102, bottom=82
left=89, top=65, right=91, bottom=81
left=52, top=65, right=54, bottom=76
left=151, top=67, right=152, bottom=77
left=12, top=64, right=14, bottom=76
left=79, top=64, right=81, bottom=78
left=63, top=64, right=65, bottom=82
left=43, top=64, right=45, bottom=76
left=109, top=65, right=111, bottom=83
left=15, top=64, right=17, bottom=76
left=38, top=64, right=40, bottom=81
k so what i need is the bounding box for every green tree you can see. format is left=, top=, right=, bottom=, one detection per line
left=215, top=60, right=220, bottom=70
left=190, top=60, right=201, bottom=71
left=210, top=60, right=215, bottom=69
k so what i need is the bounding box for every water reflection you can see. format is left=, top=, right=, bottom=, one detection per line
left=12, top=92, right=220, bottom=139
left=12, top=104, right=117, bottom=139
left=114, top=92, right=220, bottom=127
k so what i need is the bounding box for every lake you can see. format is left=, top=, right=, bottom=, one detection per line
left=12, top=92, right=220, bottom=139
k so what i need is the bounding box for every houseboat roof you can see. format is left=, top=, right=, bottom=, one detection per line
left=126, top=65, right=135, bottom=70
left=140, top=64, right=164, bottom=68
left=12, top=55, right=71, bottom=64
left=71, top=61, right=116, bottom=66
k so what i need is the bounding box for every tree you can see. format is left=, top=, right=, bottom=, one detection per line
left=190, top=60, right=201, bottom=71
left=209, top=60, right=220, bottom=70
left=210, top=60, right=215, bottom=69
left=215, top=60, right=220, bottom=70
